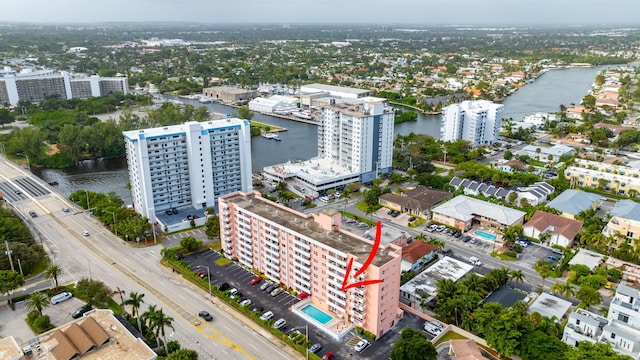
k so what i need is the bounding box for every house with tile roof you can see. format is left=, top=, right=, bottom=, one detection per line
left=546, top=189, right=604, bottom=219
left=378, top=186, right=451, bottom=216
left=431, top=195, right=526, bottom=232
left=523, top=210, right=583, bottom=247
left=448, top=339, right=490, bottom=360
left=401, top=241, right=439, bottom=272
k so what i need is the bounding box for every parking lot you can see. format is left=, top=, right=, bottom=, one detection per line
left=183, top=248, right=428, bottom=359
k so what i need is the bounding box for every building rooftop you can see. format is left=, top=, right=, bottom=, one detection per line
left=19, top=309, right=155, bottom=360
left=431, top=195, right=525, bottom=226
left=449, top=339, right=490, bottom=360
left=525, top=211, right=583, bottom=241
left=528, top=292, right=572, bottom=321
left=610, top=200, right=640, bottom=222
left=568, top=249, right=605, bottom=272
left=547, top=189, right=604, bottom=216
left=263, top=157, right=358, bottom=187
left=401, top=241, right=439, bottom=264
left=378, top=186, right=451, bottom=212
left=122, top=118, right=246, bottom=141
left=399, top=256, right=473, bottom=301
left=0, top=336, right=22, bottom=360
left=224, top=192, right=397, bottom=266
left=300, top=83, right=371, bottom=96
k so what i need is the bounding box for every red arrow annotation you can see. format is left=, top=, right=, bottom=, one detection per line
left=341, top=221, right=385, bottom=291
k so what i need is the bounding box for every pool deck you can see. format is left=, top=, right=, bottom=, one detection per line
left=292, top=300, right=353, bottom=341
left=471, top=227, right=501, bottom=242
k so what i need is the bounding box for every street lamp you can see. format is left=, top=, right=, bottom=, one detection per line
left=106, top=210, right=117, bottom=236
left=16, top=153, right=30, bottom=172
left=291, top=325, right=309, bottom=360
left=197, top=265, right=211, bottom=297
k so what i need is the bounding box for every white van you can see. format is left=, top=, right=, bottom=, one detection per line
left=468, top=256, right=482, bottom=266
left=51, top=292, right=73, bottom=304
left=319, top=196, right=331, bottom=203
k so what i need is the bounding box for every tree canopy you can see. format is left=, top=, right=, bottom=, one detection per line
left=389, top=327, right=437, bottom=360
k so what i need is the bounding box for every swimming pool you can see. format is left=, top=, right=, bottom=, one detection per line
left=474, top=231, right=497, bottom=241
left=301, top=304, right=333, bottom=324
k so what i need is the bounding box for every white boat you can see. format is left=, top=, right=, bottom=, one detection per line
left=261, top=133, right=281, bottom=141
left=199, top=97, right=212, bottom=103
left=292, top=111, right=313, bottom=120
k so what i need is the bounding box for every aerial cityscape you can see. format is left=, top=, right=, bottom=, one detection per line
left=2, top=6, right=640, bottom=360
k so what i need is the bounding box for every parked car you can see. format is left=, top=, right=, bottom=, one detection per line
left=469, top=238, right=478, bottom=244
left=424, top=320, right=445, bottom=335
left=297, top=291, right=310, bottom=300
left=251, top=306, right=264, bottom=313
left=354, top=339, right=370, bottom=352
left=51, top=292, right=73, bottom=305
left=322, top=353, right=335, bottom=360
left=548, top=255, right=559, bottom=261
left=250, top=276, right=263, bottom=285
left=62, top=207, right=70, bottom=213
left=408, top=217, right=416, bottom=222
left=453, top=231, right=462, bottom=238
left=198, top=311, right=213, bottom=321
left=264, top=284, right=276, bottom=293
left=288, top=329, right=301, bottom=339
left=260, top=311, right=274, bottom=321
left=260, top=282, right=272, bottom=291
left=28, top=210, right=37, bottom=218
left=462, top=236, right=471, bottom=242
left=273, top=318, right=287, bottom=329
left=71, top=305, right=92, bottom=319
left=387, top=209, right=394, bottom=215
left=436, top=225, right=446, bottom=232
left=218, top=283, right=230, bottom=291
left=165, top=210, right=173, bottom=215
left=240, top=299, right=252, bottom=307
left=270, top=287, right=284, bottom=297
left=309, top=343, right=322, bottom=354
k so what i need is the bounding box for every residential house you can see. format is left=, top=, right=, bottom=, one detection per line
left=546, top=189, right=604, bottom=219
left=564, top=283, right=640, bottom=359
left=431, top=195, right=526, bottom=232
left=496, top=160, right=527, bottom=174
left=378, top=186, right=451, bottom=216
left=401, top=241, right=439, bottom=272
left=517, top=144, right=574, bottom=163
left=515, top=182, right=555, bottom=206
left=523, top=211, right=583, bottom=247
left=399, top=257, right=473, bottom=308
left=448, top=340, right=490, bottom=360
left=449, top=177, right=514, bottom=200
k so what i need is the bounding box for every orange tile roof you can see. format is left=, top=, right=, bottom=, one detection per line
left=402, top=241, right=438, bottom=263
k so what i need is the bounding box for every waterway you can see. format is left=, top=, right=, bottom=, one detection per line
left=33, top=65, right=616, bottom=204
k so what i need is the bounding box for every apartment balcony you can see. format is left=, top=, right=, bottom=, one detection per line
left=327, top=255, right=347, bottom=267
left=263, top=231, right=278, bottom=242
left=263, top=247, right=280, bottom=260
left=239, top=255, right=253, bottom=266
left=293, top=275, right=311, bottom=288
left=293, top=253, right=311, bottom=266
left=327, top=261, right=346, bottom=274
left=293, top=241, right=311, bottom=251
left=266, top=270, right=280, bottom=282
left=349, top=316, right=364, bottom=327
left=327, top=292, right=346, bottom=307
left=292, top=268, right=311, bottom=281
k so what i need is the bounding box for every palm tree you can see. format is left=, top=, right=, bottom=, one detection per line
left=340, top=189, right=351, bottom=211
left=551, top=282, right=575, bottom=298
left=534, top=261, right=552, bottom=290
left=149, top=308, right=174, bottom=355
left=142, top=304, right=159, bottom=344
left=26, top=292, right=50, bottom=316
left=113, top=287, right=126, bottom=310
left=413, top=233, right=427, bottom=242
left=509, top=269, right=525, bottom=290
left=44, top=265, right=63, bottom=290
left=462, top=273, right=487, bottom=297
left=427, top=238, right=445, bottom=251
left=125, top=292, right=146, bottom=335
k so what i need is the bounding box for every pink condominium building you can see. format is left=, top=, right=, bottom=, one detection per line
left=219, top=191, right=404, bottom=338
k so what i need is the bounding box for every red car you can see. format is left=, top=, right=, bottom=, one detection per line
left=322, top=353, right=334, bottom=360
left=250, top=276, right=263, bottom=285
left=297, top=291, right=310, bottom=300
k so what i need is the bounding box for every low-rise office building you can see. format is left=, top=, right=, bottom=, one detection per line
left=218, top=191, right=403, bottom=339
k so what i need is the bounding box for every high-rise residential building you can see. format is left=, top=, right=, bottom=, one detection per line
left=123, top=119, right=252, bottom=220
left=441, top=100, right=504, bottom=147
left=262, top=93, right=394, bottom=196
left=317, top=97, right=394, bottom=183
left=219, top=191, right=403, bottom=339
left=0, top=67, right=128, bottom=105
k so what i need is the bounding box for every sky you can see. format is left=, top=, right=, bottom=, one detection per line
left=1, top=0, right=640, bottom=25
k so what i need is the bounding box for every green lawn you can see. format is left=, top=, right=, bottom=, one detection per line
left=215, top=257, right=231, bottom=266
left=491, top=251, right=518, bottom=261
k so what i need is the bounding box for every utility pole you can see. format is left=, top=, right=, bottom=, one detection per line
left=5, top=240, right=15, bottom=271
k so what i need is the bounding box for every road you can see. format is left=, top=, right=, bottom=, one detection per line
left=0, top=157, right=299, bottom=360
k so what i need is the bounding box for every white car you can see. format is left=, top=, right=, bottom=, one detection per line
left=240, top=299, right=252, bottom=307
left=260, top=311, right=274, bottom=321
left=354, top=339, right=370, bottom=352
left=82, top=230, right=90, bottom=236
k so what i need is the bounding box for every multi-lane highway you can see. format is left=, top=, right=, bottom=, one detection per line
left=0, top=157, right=299, bottom=360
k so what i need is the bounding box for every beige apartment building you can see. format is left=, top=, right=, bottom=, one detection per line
left=603, top=200, right=640, bottom=249
left=218, top=191, right=403, bottom=340
left=564, top=158, right=640, bottom=196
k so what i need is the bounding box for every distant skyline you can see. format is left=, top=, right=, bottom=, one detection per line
left=1, top=0, right=640, bottom=25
